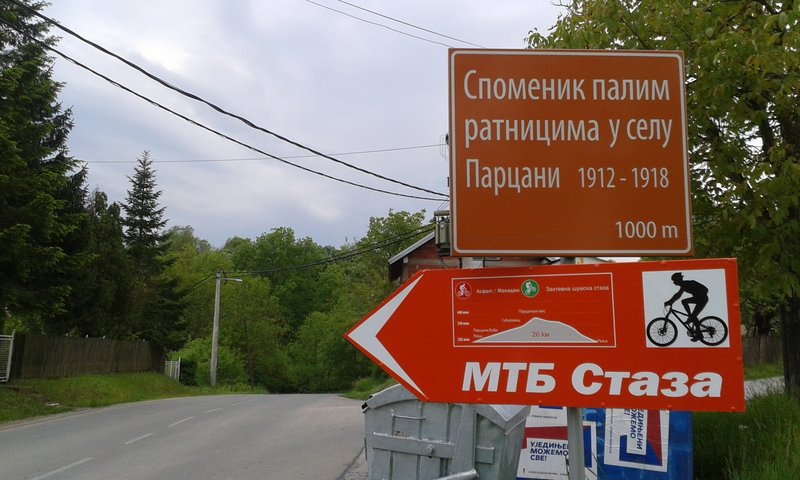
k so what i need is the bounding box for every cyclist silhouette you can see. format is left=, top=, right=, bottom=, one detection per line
left=664, top=272, right=709, bottom=341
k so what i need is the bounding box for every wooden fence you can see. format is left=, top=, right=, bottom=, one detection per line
left=4, top=333, right=782, bottom=380
left=9, top=333, right=163, bottom=380
left=741, top=336, right=783, bottom=366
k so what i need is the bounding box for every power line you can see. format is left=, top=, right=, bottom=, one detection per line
left=233, top=223, right=435, bottom=277
left=11, top=0, right=448, bottom=199
left=81, top=143, right=441, bottom=164
left=182, top=272, right=217, bottom=295
left=177, top=224, right=435, bottom=291
left=334, top=0, right=485, bottom=48
left=235, top=226, right=431, bottom=277
left=7, top=29, right=444, bottom=202
left=303, top=0, right=453, bottom=48
left=325, top=223, right=434, bottom=260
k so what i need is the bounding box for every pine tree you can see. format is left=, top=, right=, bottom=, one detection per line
left=0, top=0, right=79, bottom=333
left=43, top=166, right=93, bottom=335
left=63, top=190, right=133, bottom=337
left=120, top=151, right=185, bottom=348
left=121, top=151, right=168, bottom=275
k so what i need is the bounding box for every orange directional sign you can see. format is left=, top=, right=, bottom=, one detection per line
left=448, top=49, right=692, bottom=256
left=345, top=259, right=744, bottom=412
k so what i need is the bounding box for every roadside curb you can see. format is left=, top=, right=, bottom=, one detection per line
left=340, top=447, right=368, bottom=480
left=0, top=408, right=86, bottom=431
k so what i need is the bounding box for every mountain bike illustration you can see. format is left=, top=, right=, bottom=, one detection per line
left=647, top=305, right=729, bottom=347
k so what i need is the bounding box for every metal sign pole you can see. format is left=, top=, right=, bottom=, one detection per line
left=567, top=407, right=586, bottom=480
left=559, top=257, right=586, bottom=480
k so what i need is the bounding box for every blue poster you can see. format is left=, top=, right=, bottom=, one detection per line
left=517, top=407, right=692, bottom=479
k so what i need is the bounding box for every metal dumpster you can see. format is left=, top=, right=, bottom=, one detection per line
left=364, top=384, right=530, bottom=480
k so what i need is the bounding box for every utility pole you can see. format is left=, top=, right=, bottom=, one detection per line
left=210, top=271, right=222, bottom=387
left=210, top=270, right=242, bottom=387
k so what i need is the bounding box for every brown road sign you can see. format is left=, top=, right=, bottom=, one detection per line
left=448, top=49, right=692, bottom=256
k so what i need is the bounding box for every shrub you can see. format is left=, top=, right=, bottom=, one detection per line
left=178, top=358, right=197, bottom=386
left=172, top=338, right=246, bottom=386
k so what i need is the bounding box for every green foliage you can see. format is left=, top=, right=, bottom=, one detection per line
left=0, top=386, right=71, bottom=422
left=351, top=209, right=429, bottom=288
left=119, top=152, right=186, bottom=349
left=172, top=338, right=246, bottom=387
left=178, top=357, right=197, bottom=386
left=164, top=230, right=292, bottom=391
left=288, top=308, right=364, bottom=392
left=231, top=227, right=328, bottom=330
left=0, top=0, right=79, bottom=332
left=15, top=372, right=191, bottom=409
left=529, top=0, right=800, bottom=396
left=166, top=225, right=213, bottom=254
left=694, top=393, right=800, bottom=479
left=122, top=151, right=168, bottom=274
left=218, top=275, right=291, bottom=391
left=285, top=210, right=429, bottom=392
left=343, top=376, right=394, bottom=401
left=0, top=0, right=429, bottom=395
left=43, top=167, right=93, bottom=335
left=0, top=373, right=265, bottom=423
left=76, top=191, right=132, bottom=336
left=165, top=226, right=232, bottom=339
left=358, top=209, right=428, bottom=259
left=744, top=362, right=784, bottom=380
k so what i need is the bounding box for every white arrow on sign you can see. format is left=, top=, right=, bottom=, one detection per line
left=345, top=276, right=427, bottom=399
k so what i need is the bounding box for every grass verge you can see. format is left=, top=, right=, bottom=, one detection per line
left=694, top=392, right=800, bottom=479
left=743, top=362, right=783, bottom=381
left=0, top=386, right=71, bottom=422
left=0, top=373, right=261, bottom=424
left=343, top=376, right=396, bottom=401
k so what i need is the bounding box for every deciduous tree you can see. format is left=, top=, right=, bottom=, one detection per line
left=232, top=227, right=327, bottom=331
left=529, top=0, right=800, bottom=397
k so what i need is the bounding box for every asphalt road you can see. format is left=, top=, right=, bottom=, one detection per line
left=0, top=394, right=366, bottom=480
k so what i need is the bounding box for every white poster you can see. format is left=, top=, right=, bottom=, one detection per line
left=604, top=409, right=670, bottom=472
left=517, top=407, right=598, bottom=480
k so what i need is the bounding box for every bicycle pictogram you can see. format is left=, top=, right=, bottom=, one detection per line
left=647, top=304, right=729, bottom=347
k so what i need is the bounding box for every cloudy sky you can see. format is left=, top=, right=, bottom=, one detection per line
left=43, top=0, right=563, bottom=248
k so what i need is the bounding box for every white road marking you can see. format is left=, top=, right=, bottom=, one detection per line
left=168, top=416, right=194, bottom=427
left=124, top=433, right=153, bottom=445
left=30, top=457, right=93, bottom=480
left=204, top=407, right=223, bottom=414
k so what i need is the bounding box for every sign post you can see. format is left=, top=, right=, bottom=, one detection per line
left=566, top=403, right=585, bottom=480
left=559, top=257, right=586, bottom=480
left=445, top=49, right=696, bottom=478
left=348, top=49, right=739, bottom=479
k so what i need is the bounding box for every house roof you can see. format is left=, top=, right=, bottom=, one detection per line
left=387, top=231, right=435, bottom=267
left=386, top=231, right=615, bottom=282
